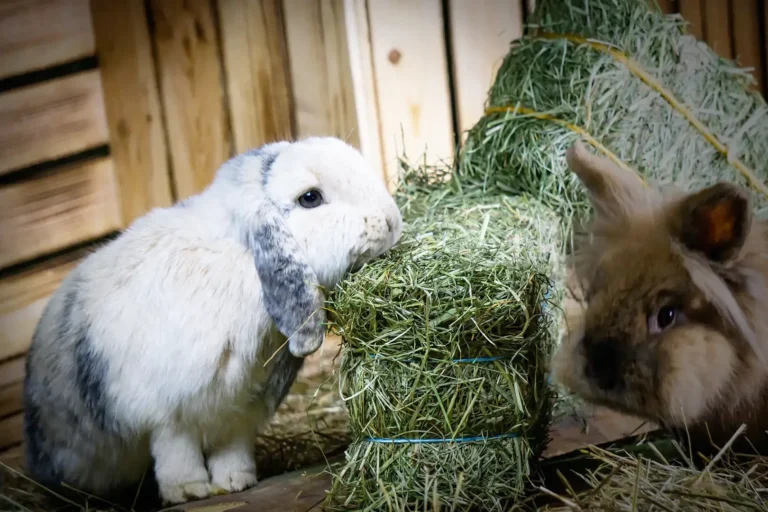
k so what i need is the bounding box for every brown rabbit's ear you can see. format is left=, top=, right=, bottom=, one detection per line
left=670, top=182, right=752, bottom=262
left=565, top=140, right=650, bottom=221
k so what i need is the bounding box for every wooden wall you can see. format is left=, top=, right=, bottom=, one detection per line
left=0, top=0, right=766, bottom=463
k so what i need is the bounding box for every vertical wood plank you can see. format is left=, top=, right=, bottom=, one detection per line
left=448, top=0, right=523, bottom=137
left=679, top=0, right=705, bottom=39
left=91, top=0, right=173, bottom=224
left=150, top=0, right=231, bottom=199
left=731, top=0, right=764, bottom=92
left=365, top=0, right=455, bottom=183
left=283, top=0, right=359, bottom=146
left=218, top=0, right=293, bottom=153
left=654, top=0, right=677, bottom=13
left=343, top=0, right=387, bottom=186
left=703, top=0, right=733, bottom=58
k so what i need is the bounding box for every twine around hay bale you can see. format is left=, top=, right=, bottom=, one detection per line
left=323, top=170, right=563, bottom=511
left=459, top=0, right=768, bottom=241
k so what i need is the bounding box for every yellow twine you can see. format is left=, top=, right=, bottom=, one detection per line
left=486, top=32, right=768, bottom=197
left=484, top=105, right=647, bottom=187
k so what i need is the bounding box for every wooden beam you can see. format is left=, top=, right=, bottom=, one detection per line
left=365, top=0, right=455, bottom=185
left=0, top=250, right=86, bottom=362
left=0, top=0, right=95, bottom=80
left=0, top=382, right=22, bottom=419
left=679, top=0, right=704, bottom=40
left=150, top=0, right=231, bottom=199
left=703, top=0, right=733, bottom=59
left=343, top=0, right=386, bottom=186
left=0, top=71, right=109, bottom=175
left=448, top=0, right=523, bottom=137
left=219, top=0, right=293, bottom=153
left=90, top=0, right=173, bottom=225
left=0, top=444, right=23, bottom=468
left=654, top=0, right=677, bottom=13
left=283, top=0, right=358, bottom=146
left=0, top=413, right=22, bottom=451
left=731, top=0, right=764, bottom=92
left=0, top=358, right=24, bottom=389
left=0, top=158, right=120, bottom=269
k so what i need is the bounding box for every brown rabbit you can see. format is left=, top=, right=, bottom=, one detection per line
left=551, top=140, right=768, bottom=454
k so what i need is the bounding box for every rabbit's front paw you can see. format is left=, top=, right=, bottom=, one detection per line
left=212, top=470, right=258, bottom=493
left=208, top=446, right=258, bottom=493
left=159, top=480, right=212, bottom=505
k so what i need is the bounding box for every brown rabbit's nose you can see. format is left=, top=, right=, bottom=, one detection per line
left=583, top=337, right=622, bottom=391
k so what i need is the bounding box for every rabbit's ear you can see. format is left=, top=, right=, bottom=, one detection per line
left=248, top=203, right=326, bottom=358
left=565, top=140, right=650, bottom=221
left=670, top=182, right=752, bottom=263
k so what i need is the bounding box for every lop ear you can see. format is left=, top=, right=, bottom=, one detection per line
left=670, top=182, right=752, bottom=262
left=234, top=144, right=325, bottom=358
left=565, top=140, right=650, bottom=221
left=249, top=204, right=326, bottom=358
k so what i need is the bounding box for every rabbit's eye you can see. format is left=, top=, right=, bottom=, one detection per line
left=298, top=189, right=323, bottom=209
left=648, top=306, right=677, bottom=334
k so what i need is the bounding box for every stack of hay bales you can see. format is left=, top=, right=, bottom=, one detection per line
left=461, top=0, right=768, bottom=235
left=324, top=168, right=563, bottom=510
left=325, top=0, right=768, bottom=509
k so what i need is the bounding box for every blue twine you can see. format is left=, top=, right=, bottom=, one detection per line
left=365, top=433, right=520, bottom=444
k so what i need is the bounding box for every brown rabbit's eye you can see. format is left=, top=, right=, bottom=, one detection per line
left=298, top=189, right=323, bottom=209
left=657, top=307, right=676, bottom=329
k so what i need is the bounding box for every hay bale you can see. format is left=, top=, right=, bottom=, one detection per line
left=324, top=171, right=562, bottom=511
left=460, top=0, right=768, bottom=237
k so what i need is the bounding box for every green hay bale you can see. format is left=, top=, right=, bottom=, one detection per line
left=459, top=0, right=768, bottom=238
left=324, top=172, right=562, bottom=511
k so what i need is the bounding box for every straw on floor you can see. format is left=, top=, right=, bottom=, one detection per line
left=323, top=166, right=563, bottom=511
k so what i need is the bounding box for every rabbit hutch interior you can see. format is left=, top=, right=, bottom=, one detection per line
left=1, top=0, right=768, bottom=511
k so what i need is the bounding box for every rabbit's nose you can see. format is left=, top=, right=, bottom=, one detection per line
left=583, top=337, right=622, bottom=391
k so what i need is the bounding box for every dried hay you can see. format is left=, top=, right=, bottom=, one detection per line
left=323, top=166, right=563, bottom=511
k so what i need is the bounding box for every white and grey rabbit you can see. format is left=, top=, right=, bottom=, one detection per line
left=22, top=136, right=403, bottom=504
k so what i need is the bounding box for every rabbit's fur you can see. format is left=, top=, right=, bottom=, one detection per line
left=23, top=137, right=403, bottom=504
left=552, top=140, right=768, bottom=452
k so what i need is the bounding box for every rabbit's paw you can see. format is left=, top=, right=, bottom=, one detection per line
left=211, top=470, right=258, bottom=493
left=209, top=448, right=258, bottom=493
left=159, top=480, right=212, bottom=505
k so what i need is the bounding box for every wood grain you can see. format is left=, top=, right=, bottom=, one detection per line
left=0, top=250, right=87, bottom=362
left=731, top=0, right=764, bottom=92
left=151, top=0, right=231, bottom=199
left=703, top=0, right=733, bottom=59
left=0, top=157, right=120, bottom=269
left=343, top=0, right=386, bottom=186
left=679, top=0, right=705, bottom=40
left=0, top=71, right=109, bottom=175
left=0, top=0, right=95, bottom=80
left=654, top=0, right=677, bottom=13
left=448, top=0, right=523, bottom=137
left=219, top=0, right=293, bottom=153
left=0, top=358, right=25, bottom=389
left=0, top=413, right=22, bottom=451
left=0, top=382, right=22, bottom=419
left=365, top=0, right=455, bottom=185
left=283, top=0, right=358, bottom=146
left=0, top=444, right=23, bottom=468
left=90, top=0, right=173, bottom=225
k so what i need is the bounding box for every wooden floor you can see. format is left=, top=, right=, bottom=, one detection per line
left=169, top=405, right=657, bottom=512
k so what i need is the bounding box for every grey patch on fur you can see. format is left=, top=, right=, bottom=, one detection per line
left=264, top=346, right=305, bottom=414
left=23, top=353, right=61, bottom=487
left=247, top=208, right=325, bottom=356
left=60, top=285, right=114, bottom=433
left=260, top=152, right=278, bottom=187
